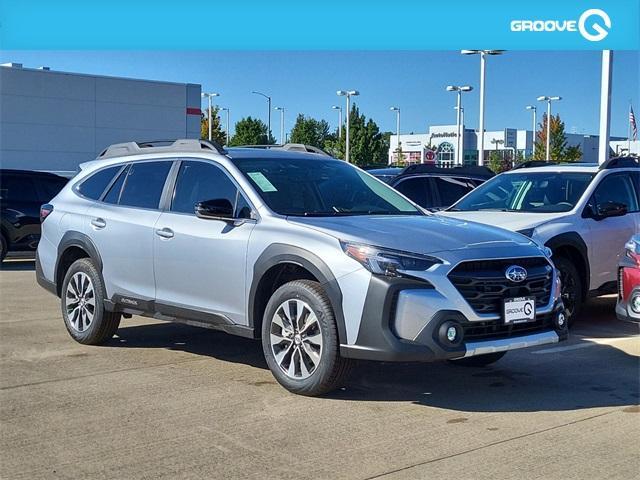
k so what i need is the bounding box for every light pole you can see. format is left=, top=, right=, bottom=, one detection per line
left=332, top=105, right=343, bottom=139
left=525, top=105, right=537, bottom=157
left=537, top=95, right=562, bottom=161
left=390, top=106, right=401, bottom=162
left=446, top=85, right=473, bottom=165
left=337, top=90, right=359, bottom=162
left=455, top=106, right=465, bottom=163
left=274, top=106, right=285, bottom=145
left=252, top=91, right=272, bottom=142
left=221, top=107, right=230, bottom=145
left=201, top=92, right=220, bottom=141
left=461, top=50, right=504, bottom=166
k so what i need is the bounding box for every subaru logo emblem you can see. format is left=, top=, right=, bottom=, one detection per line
left=506, top=265, right=527, bottom=283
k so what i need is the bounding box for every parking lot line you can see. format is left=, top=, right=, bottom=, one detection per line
left=531, top=335, right=639, bottom=354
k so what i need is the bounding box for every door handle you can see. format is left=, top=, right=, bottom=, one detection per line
left=91, top=218, right=106, bottom=229
left=155, top=227, right=174, bottom=239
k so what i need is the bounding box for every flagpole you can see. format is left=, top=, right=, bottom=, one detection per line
left=629, top=103, right=632, bottom=155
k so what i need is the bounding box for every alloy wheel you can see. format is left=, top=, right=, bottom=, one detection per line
left=269, top=299, right=323, bottom=380
left=65, top=272, right=96, bottom=332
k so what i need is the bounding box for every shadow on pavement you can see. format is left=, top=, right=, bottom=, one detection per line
left=111, top=297, right=639, bottom=413
left=0, top=260, right=35, bottom=271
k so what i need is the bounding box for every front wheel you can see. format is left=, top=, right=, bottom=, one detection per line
left=554, top=256, right=583, bottom=326
left=449, top=351, right=507, bottom=367
left=262, top=280, right=352, bottom=396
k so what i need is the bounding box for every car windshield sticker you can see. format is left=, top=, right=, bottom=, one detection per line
left=248, top=172, right=278, bottom=192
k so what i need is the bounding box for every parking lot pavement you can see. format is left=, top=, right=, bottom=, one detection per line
left=1, top=259, right=638, bottom=480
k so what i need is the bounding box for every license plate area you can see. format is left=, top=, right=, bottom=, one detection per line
left=503, top=296, right=536, bottom=324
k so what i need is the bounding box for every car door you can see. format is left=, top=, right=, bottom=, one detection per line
left=86, top=160, right=173, bottom=302
left=584, top=171, right=639, bottom=290
left=153, top=159, right=256, bottom=325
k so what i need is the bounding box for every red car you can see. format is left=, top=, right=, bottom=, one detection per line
left=616, top=235, right=640, bottom=323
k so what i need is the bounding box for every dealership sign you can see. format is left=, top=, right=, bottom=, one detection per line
left=510, top=9, right=611, bottom=42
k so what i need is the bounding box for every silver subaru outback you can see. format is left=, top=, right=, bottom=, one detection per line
left=36, top=139, right=567, bottom=396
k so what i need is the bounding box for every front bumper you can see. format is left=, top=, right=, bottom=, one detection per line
left=616, top=286, right=640, bottom=324
left=340, top=273, right=567, bottom=362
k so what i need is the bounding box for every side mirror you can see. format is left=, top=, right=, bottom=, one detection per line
left=195, top=199, right=234, bottom=220
left=595, top=201, right=627, bottom=220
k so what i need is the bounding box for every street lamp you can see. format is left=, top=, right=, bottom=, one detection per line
left=337, top=90, right=359, bottom=162
left=525, top=105, right=537, bottom=157
left=446, top=85, right=473, bottom=165
left=537, top=95, right=562, bottom=161
left=201, top=92, right=220, bottom=141
left=461, top=50, right=505, bottom=166
left=251, top=91, right=272, bottom=142
left=332, top=105, right=343, bottom=139
left=390, top=107, right=401, bottom=162
left=221, top=107, right=230, bottom=146
left=274, top=106, right=285, bottom=145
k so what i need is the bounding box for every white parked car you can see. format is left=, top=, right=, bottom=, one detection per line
left=441, top=158, right=640, bottom=323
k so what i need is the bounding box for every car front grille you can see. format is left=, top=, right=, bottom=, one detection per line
left=448, top=257, right=553, bottom=315
left=463, top=313, right=555, bottom=341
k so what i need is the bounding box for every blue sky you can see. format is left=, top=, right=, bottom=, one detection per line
left=2, top=50, right=638, bottom=138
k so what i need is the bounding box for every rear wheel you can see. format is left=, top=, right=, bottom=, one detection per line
left=262, top=280, right=352, bottom=396
left=61, top=258, right=121, bottom=345
left=554, top=256, right=583, bottom=325
left=0, top=234, right=7, bottom=262
left=450, top=351, right=507, bottom=367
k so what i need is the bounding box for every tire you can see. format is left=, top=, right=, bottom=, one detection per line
left=449, top=351, right=507, bottom=367
left=262, top=280, right=352, bottom=396
left=554, top=256, right=583, bottom=325
left=61, top=258, right=121, bottom=345
left=0, top=234, right=7, bottom=262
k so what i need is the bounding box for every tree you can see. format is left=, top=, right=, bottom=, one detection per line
left=229, top=117, right=275, bottom=146
left=324, top=104, right=386, bottom=165
left=289, top=114, right=331, bottom=148
left=200, top=106, right=226, bottom=145
left=487, top=150, right=511, bottom=173
left=533, top=113, right=582, bottom=162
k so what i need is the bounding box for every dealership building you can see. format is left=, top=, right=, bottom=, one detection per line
left=0, top=63, right=202, bottom=172
left=389, top=125, right=628, bottom=165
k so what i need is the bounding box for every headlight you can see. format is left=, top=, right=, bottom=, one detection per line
left=341, top=241, right=441, bottom=277
left=517, top=228, right=535, bottom=238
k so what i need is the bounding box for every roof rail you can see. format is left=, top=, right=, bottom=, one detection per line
left=512, top=161, right=558, bottom=169
left=599, top=156, right=639, bottom=170
left=97, top=139, right=226, bottom=159
left=399, top=164, right=495, bottom=178
left=233, top=143, right=331, bottom=156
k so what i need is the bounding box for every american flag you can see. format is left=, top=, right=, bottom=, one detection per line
left=631, top=106, right=638, bottom=141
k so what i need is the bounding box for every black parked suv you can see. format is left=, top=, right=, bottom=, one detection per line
left=367, top=164, right=494, bottom=211
left=0, top=169, right=68, bottom=261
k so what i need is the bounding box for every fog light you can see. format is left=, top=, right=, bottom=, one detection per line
left=631, top=294, right=640, bottom=314
left=556, top=312, right=567, bottom=329
left=446, top=326, right=457, bottom=342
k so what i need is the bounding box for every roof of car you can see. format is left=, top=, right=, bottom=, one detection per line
left=0, top=169, right=67, bottom=179
left=367, top=167, right=404, bottom=176
left=505, top=164, right=600, bottom=174
left=224, top=147, right=339, bottom=162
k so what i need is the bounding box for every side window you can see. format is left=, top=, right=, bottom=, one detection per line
left=77, top=166, right=121, bottom=200
left=593, top=173, right=639, bottom=214
left=394, top=177, right=429, bottom=208
left=36, top=176, right=68, bottom=202
left=0, top=175, right=38, bottom=202
left=118, top=161, right=172, bottom=209
left=435, top=177, right=476, bottom=207
left=171, top=161, right=245, bottom=215
left=102, top=166, right=128, bottom=204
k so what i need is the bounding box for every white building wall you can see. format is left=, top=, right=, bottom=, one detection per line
left=0, top=66, right=202, bottom=171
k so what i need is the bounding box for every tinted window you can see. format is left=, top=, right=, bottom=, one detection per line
left=171, top=161, right=242, bottom=214
left=0, top=175, right=38, bottom=202
left=452, top=172, right=594, bottom=213
left=119, top=161, right=172, bottom=209
left=395, top=178, right=429, bottom=208
left=593, top=173, right=639, bottom=213
left=36, top=176, right=68, bottom=202
left=102, top=166, right=128, bottom=204
left=77, top=166, right=121, bottom=200
left=234, top=158, right=420, bottom=216
left=435, top=177, right=476, bottom=207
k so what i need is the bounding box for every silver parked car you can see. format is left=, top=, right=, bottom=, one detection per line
left=36, top=139, right=567, bottom=396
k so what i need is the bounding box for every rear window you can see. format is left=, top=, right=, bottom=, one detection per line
left=118, top=161, right=172, bottom=209
left=77, top=166, right=122, bottom=200
left=36, top=176, right=68, bottom=202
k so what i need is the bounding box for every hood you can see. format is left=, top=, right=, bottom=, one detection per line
left=287, top=214, right=534, bottom=255
left=439, top=211, right=569, bottom=232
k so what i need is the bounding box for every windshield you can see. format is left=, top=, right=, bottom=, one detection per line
left=234, top=158, right=422, bottom=216
left=451, top=171, right=595, bottom=213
